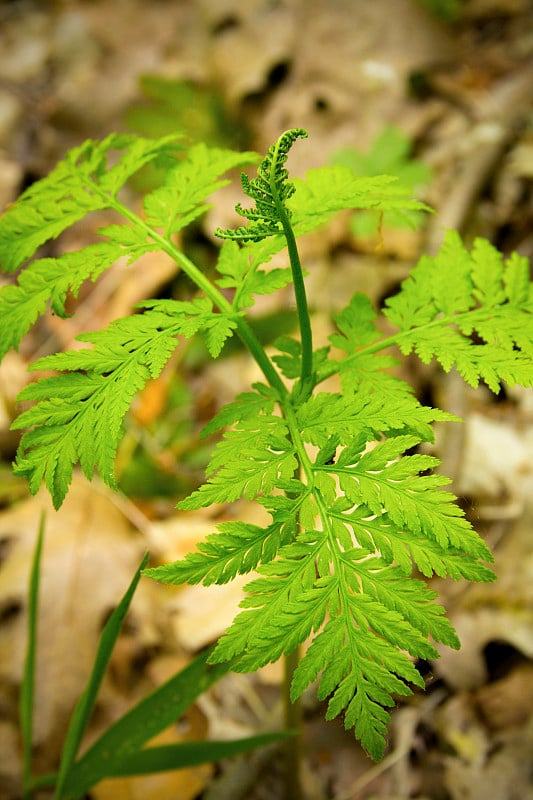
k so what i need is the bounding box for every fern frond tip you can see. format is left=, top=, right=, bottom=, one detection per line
left=216, top=128, right=308, bottom=243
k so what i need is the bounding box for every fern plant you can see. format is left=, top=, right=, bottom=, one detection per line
left=1, top=128, right=530, bottom=770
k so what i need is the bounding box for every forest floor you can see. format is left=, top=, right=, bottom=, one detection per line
left=1, top=1, right=533, bottom=799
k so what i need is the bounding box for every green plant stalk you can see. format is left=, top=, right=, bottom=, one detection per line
left=106, top=184, right=311, bottom=798
left=317, top=306, right=502, bottom=385
left=269, top=172, right=314, bottom=796
left=269, top=164, right=314, bottom=397
left=283, top=645, right=303, bottom=800
left=20, top=513, right=45, bottom=800
left=280, top=212, right=314, bottom=399
left=102, top=191, right=290, bottom=401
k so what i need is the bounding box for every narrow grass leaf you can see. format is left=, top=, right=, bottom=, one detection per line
left=20, top=512, right=45, bottom=798
left=102, top=732, right=293, bottom=777
left=53, top=552, right=149, bottom=800
left=60, top=648, right=232, bottom=798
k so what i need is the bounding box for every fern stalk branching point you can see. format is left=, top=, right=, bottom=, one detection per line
left=0, top=127, right=523, bottom=761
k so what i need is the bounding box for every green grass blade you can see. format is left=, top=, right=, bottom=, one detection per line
left=20, top=512, right=45, bottom=799
left=29, top=731, right=292, bottom=791
left=60, top=648, right=232, bottom=798
left=102, top=732, right=292, bottom=777
left=53, top=552, right=149, bottom=800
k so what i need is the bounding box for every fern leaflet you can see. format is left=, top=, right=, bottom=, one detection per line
left=149, top=512, right=298, bottom=586
left=0, top=134, right=181, bottom=273
left=12, top=300, right=240, bottom=507
left=178, top=413, right=297, bottom=510
left=143, top=143, right=259, bottom=236
left=289, top=166, right=431, bottom=236
left=383, top=230, right=533, bottom=391
left=215, top=239, right=293, bottom=310
left=0, top=243, right=124, bottom=360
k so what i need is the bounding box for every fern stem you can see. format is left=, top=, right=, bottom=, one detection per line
left=316, top=309, right=485, bottom=384
left=283, top=647, right=303, bottom=800
left=103, top=194, right=289, bottom=400
left=269, top=156, right=314, bottom=398
left=160, top=238, right=288, bottom=399
left=280, top=212, right=314, bottom=392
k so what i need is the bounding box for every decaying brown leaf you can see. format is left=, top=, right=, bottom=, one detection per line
left=0, top=478, right=145, bottom=775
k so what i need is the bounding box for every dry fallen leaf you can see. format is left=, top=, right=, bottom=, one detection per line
left=457, top=412, right=533, bottom=503
left=0, top=720, right=21, bottom=799
left=0, top=477, right=145, bottom=774
left=170, top=577, right=251, bottom=651
left=475, top=662, right=533, bottom=730
left=435, top=489, right=533, bottom=692
left=443, top=719, right=533, bottom=800
left=258, top=0, right=456, bottom=168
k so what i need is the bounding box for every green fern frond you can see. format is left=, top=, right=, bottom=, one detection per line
left=136, top=298, right=242, bottom=358
left=178, top=414, right=297, bottom=510
left=384, top=230, right=533, bottom=390
left=297, top=390, right=455, bottom=447
left=215, top=128, right=308, bottom=242
left=209, top=539, right=329, bottom=668
left=0, top=243, right=124, bottom=360
left=215, top=132, right=430, bottom=247
left=271, top=337, right=329, bottom=381
left=0, top=136, right=257, bottom=362
left=145, top=511, right=298, bottom=586
left=143, top=143, right=259, bottom=237
left=1, top=129, right=507, bottom=765
left=214, top=239, right=293, bottom=309
left=291, top=602, right=425, bottom=761
left=208, top=535, right=457, bottom=760
left=288, top=167, right=432, bottom=236
left=328, top=501, right=494, bottom=581
left=200, top=384, right=277, bottom=437
left=329, top=293, right=382, bottom=352
left=165, top=397, right=492, bottom=757
left=327, top=434, right=489, bottom=556
left=322, top=293, right=409, bottom=395
left=0, top=134, right=181, bottom=273
left=11, top=300, right=239, bottom=507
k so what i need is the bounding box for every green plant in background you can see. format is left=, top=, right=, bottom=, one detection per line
left=124, top=76, right=248, bottom=194
left=3, top=127, right=533, bottom=793
left=332, top=125, right=432, bottom=239
left=116, top=370, right=208, bottom=500
left=417, top=0, right=462, bottom=21
left=21, top=520, right=288, bottom=800
left=125, top=75, right=248, bottom=149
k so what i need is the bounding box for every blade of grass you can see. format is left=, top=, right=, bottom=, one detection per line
left=29, top=730, right=293, bottom=791
left=53, top=647, right=233, bottom=798
left=100, top=732, right=293, bottom=777
left=53, top=552, right=149, bottom=800
left=20, top=512, right=45, bottom=800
